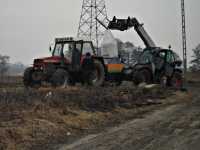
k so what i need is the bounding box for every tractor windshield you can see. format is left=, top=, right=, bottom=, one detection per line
left=53, top=42, right=74, bottom=58
left=53, top=43, right=62, bottom=56
left=82, top=42, right=93, bottom=55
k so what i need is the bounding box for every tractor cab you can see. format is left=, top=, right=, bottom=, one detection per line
left=138, top=48, right=182, bottom=68
left=51, top=37, right=95, bottom=69
left=33, top=37, right=95, bottom=71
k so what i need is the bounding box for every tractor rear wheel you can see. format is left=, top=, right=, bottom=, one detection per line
left=23, top=67, right=41, bottom=88
left=51, top=69, right=70, bottom=88
left=88, top=60, right=105, bottom=86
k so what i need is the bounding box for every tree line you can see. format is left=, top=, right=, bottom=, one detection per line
left=0, top=54, right=9, bottom=76
left=0, top=54, right=26, bottom=76
left=190, top=44, right=200, bottom=71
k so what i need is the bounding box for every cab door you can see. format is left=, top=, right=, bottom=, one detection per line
left=71, top=42, right=82, bottom=70
left=165, top=50, right=175, bottom=77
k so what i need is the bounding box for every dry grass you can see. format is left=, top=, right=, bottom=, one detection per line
left=0, top=77, right=190, bottom=150
left=0, top=76, right=22, bottom=89
left=186, top=71, right=200, bottom=83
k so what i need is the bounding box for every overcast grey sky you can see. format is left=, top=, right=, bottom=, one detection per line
left=0, top=0, right=199, bottom=64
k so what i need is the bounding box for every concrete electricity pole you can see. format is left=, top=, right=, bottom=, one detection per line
left=181, top=0, right=187, bottom=73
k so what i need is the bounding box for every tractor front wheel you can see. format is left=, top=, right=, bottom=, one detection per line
left=23, top=67, right=41, bottom=88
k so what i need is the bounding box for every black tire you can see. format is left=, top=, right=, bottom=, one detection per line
left=68, top=78, right=76, bottom=86
left=23, top=67, right=33, bottom=87
left=134, top=69, right=152, bottom=85
left=169, top=71, right=183, bottom=88
left=23, top=67, right=41, bottom=88
left=115, top=81, right=122, bottom=86
left=159, top=72, right=168, bottom=87
left=88, top=60, right=105, bottom=86
left=51, top=69, right=70, bottom=88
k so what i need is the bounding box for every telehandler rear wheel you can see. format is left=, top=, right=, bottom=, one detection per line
left=134, top=69, right=152, bottom=85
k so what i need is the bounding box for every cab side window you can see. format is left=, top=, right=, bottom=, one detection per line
left=159, top=51, right=165, bottom=58
left=82, top=43, right=93, bottom=55
left=166, top=51, right=175, bottom=63
left=139, top=51, right=153, bottom=64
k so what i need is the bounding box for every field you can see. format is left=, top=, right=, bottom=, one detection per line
left=0, top=75, right=195, bottom=150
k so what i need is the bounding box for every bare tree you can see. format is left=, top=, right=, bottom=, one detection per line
left=190, top=44, right=200, bottom=71
left=0, top=54, right=10, bottom=76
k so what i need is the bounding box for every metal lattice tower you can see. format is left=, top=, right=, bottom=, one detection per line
left=77, top=0, right=108, bottom=49
left=181, top=0, right=187, bottom=73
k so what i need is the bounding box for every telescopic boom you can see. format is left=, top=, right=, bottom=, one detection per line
left=107, top=16, right=156, bottom=48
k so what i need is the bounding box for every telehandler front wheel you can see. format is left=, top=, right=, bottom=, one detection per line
left=169, top=71, right=183, bottom=89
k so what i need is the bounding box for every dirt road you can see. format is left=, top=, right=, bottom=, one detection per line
left=59, top=83, right=200, bottom=150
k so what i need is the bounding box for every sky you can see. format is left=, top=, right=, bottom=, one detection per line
left=0, top=0, right=199, bottom=65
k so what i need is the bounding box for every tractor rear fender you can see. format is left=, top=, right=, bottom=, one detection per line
left=93, top=57, right=106, bottom=70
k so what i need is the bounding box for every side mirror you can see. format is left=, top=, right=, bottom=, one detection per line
left=49, top=42, right=55, bottom=52
left=49, top=46, right=52, bottom=52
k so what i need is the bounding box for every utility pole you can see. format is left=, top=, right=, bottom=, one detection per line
left=181, top=0, right=187, bottom=73
left=77, top=0, right=108, bottom=50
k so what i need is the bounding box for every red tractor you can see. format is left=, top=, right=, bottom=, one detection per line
left=23, top=37, right=132, bottom=88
